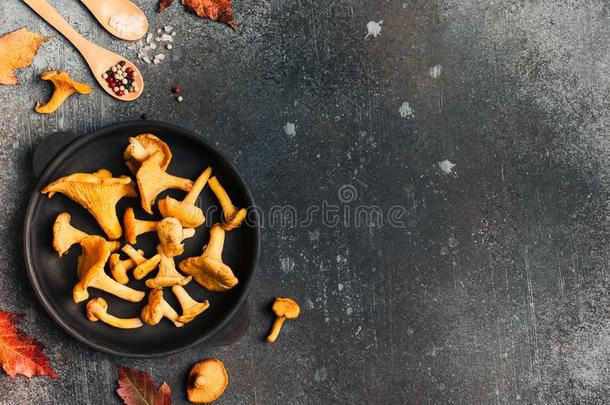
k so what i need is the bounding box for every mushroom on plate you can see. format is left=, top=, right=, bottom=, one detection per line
left=123, top=207, right=159, bottom=244
left=86, top=297, right=143, bottom=329
left=42, top=170, right=137, bottom=240
left=140, top=288, right=183, bottom=327
left=179, top=224, right=238, bottom=292
left=266, top=297, right=300, bottom=343
left=186, top=359, right=228, bottom=403
left=172, top=285, right=209, bottom=323
left=123, top=134, right=172, bottom=175
left=73, top=236, right=145, bottom=303
left=136, top=151, right=193, bottom=214
left=158, top=167, right=212, bottom=228
left=157, top=217, right=196, bottom=257
left=208, top=176, right=247, bottom=231
left=109, top=248, right=144, bottom=285
left=145, top=245, right=192, bottom=288
left=122, top=244, right=161, bottom=280
left=52, top=212, right=120, bottom=257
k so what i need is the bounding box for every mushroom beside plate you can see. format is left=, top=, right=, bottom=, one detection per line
left=23, top=121, right=259, bottom=357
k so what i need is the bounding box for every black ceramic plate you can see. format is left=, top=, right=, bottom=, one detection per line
left=23, top=121, right=259, bottom=357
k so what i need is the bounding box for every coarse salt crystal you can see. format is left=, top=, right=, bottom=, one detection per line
left=155, top=54, right=165, bottom=60
left=143, top=56, right=151, bottom=64
left=160, top=34, right=173, bottom=42
left=109, top=13, right=146, bottom=37
left=164, top=26, right=173, bottom=32
left=146, top=33, right=153, bottom=43
left=150, top=43, right=157, bottom=49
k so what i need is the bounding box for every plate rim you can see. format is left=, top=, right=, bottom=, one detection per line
left=23, top=120, right=260, bottom=358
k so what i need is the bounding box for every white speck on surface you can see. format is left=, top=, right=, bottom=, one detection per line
left=399, top=102, right=414, bottom=118
left=305, top=298, right=314, bottom=310
left=284, top=122, right=296, bottom=137
left=355, top=325, right=362, bottom=335
left=346, top=306, right=353, bottom=316
left=146, top=33, right=153, bottom=43
left=160, top=34, right=174, bottom=42
left=438, top=159, right=456, bottom=174
left=308, top=229, right=320, bottom=241
left=314, top=367, right=328, bottom=382
left=365, top=20, right=383, bottom=39
left=280, top=257, right=295, bottom=273
left=428, top=64, right=443, bottom=78
left=448, top=236, right=459, bottom=248
left=338, top=283, right=344, bottom=291
left=164, top=26, right=173, bottom=32
left=143, top=56, right=151, bottom=64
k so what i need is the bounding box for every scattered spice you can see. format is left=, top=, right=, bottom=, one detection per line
left=134, top=26, right=176, bottom=65
left=102, top=61, right=138, bottom=97
left=171, top=86, right=181, bottom=94
left=0, top=28, right=50, bottom=85
left=177, top=96, right=183, bottom=102
left=109, top=14, right=146, bottom=37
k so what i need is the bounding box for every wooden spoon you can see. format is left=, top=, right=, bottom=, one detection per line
left=80, top=0, right=148, bottom=41
left=23, top=0, right=144, bottom=101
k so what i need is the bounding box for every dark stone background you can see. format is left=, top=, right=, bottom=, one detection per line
left=2, top=0, right=610, bottom=403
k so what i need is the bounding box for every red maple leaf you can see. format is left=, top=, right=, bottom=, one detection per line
left=116, top=365, right=172, bottom=405
left=0, top=310, right=57, bottom=379
left=158, top=0, right=238, bottom=31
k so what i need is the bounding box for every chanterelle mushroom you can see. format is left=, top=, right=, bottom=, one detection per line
left=140, top=288, right=183, bottom=327
left=86, top=297, right=143, bottom=329
left=123, top=134, right=172, bottom=175
left=146, top=245, right=192, bottom=288
left=123, top=207, right=159, bottom=244
left=35, top=70, right=92, bottom=114
left=158, top=167, right=212, bottom=228
left=172, top=285, right=209, bottom=323
left=122, top=245, right=162, bottom=280
left=186, top=359, right=228, bottom=403
left=109, top=248, right=144, bottom=285
left=179, top=224, right=238, bottom=292
left=157, top=217, right=196, bottom=257
left=52, top=212, right=120, bottom=257
left=42, top=170, right=137, bottom=240
left=73, top=236, right=145, bottom=303
left=136, top=151, right=193, bottom=214
left=208, top=176, right=247, bottom=231
left=266, top=297, right=300, bottom=343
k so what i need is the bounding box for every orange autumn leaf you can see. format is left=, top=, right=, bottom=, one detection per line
left=0, top=28, right=50, bottom=85
left=0, top=310, right=58, bottom=379
left=116, top=365, right=172, bottom=405
left=158, top=0, right=238, bottom=31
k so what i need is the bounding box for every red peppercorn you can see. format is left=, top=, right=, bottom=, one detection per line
left=126, top=67, right=133, bottom=74
left=117, top=91, right=124, bottom=96
left=171, top=86, right=181, bottom=94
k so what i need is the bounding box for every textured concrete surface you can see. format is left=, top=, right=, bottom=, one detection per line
left=1, top=0, right=610, bottom=403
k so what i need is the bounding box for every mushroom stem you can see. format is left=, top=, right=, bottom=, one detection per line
left=205, top=224, right=226, bottom=260
left=122, top=244, right=147, bottom=264
left=145, top=246, right=191, bottom=288
left=109, top=250, right=143, bottom=285
left=124, top=207, right=159, bottom=244
left=208, top=176, right=237, bottom=218
left=266, top=316, right=286, bottom=343
left=194, top=375, right=207, bottom=388
left=133, top=254, right=161, bottom=280
left=184, top=167, right=212, bottom=205
left=96, top=309, right=143, bottom=329
left=89, top=274, right=145, bottom=303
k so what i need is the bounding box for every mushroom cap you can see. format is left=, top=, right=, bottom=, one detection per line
left=140, top=288, right=165, bottom=325
left=158, top=196, right=205, bottom=228
left=86, top=297, right=108, bottom=322
left=179, top=256, right=238, bottom=292
left=272, top=297, right=300, bottom=319
left=52, top=212, right=87, bottom=256
left=42, top=171, right=137, bottom=240
left=157, top=217, right=186, bottom=257
left=186, top=359, right=228, bottom=403
left=39, top=70, right=92, bottom=94
left=123, top=134, right=172, bottom=175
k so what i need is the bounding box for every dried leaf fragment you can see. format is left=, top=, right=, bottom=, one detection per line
left=0, top=28, right=49, bottom=85
left=0, top=310, right=57, bottom=379
left=116, top=365, right=172, bottom=405
left=158, top=0, right=238, bottom=31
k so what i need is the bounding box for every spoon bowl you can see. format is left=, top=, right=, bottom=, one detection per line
left=23, top=0, right=144, bottom=101
left=80, top=0, right=148, bottom=41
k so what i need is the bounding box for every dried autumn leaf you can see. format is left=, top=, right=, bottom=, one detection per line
left=117, top=365, right=172, bottom=405
left=0, top=28, right=49, bottom=85
left=158, top=0, right=238, bottom=31
left=0, top=310, right=58, bottom=379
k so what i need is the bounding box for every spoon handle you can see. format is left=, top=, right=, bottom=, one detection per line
left=22, top=0, right=95, bottom=58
